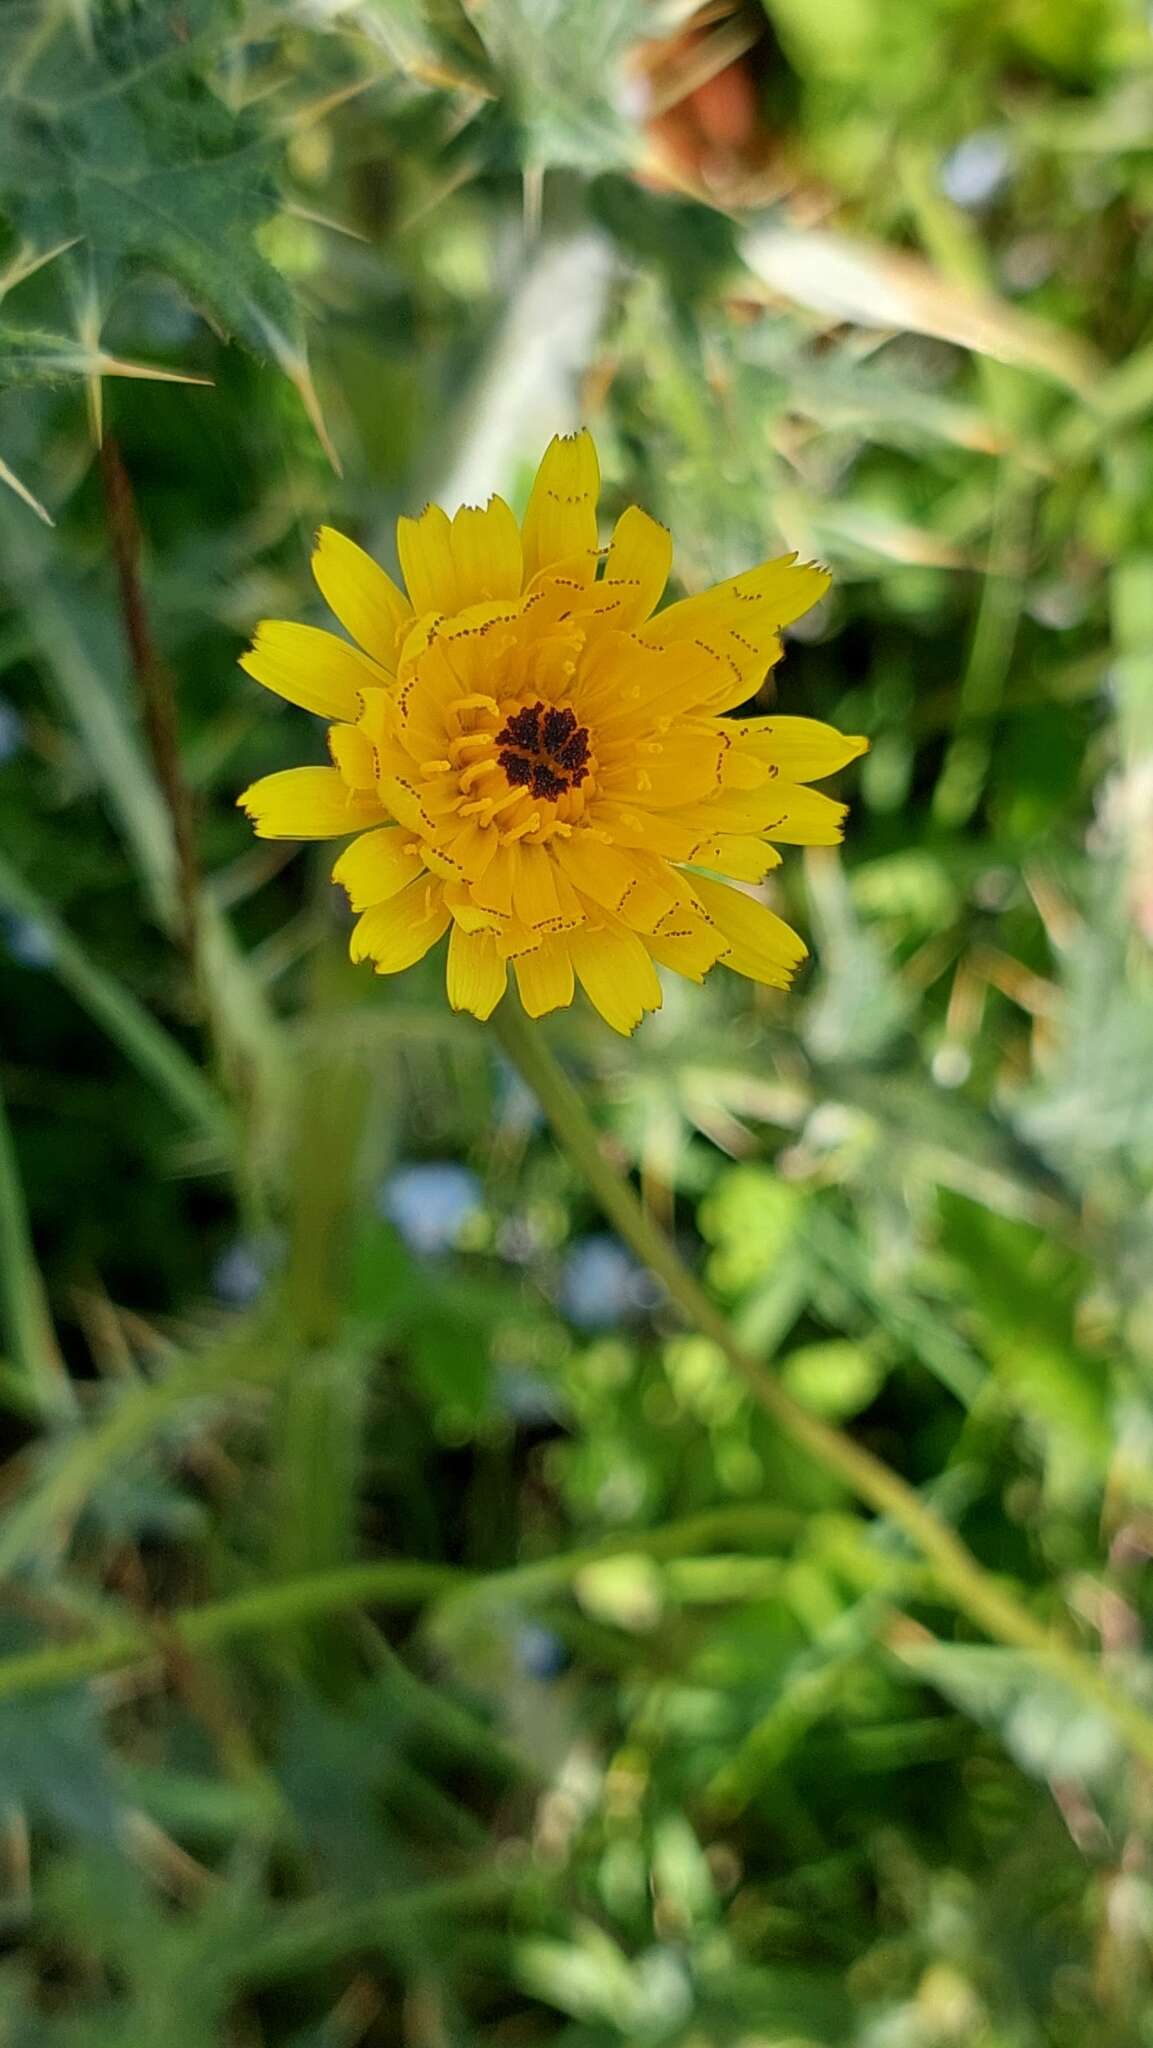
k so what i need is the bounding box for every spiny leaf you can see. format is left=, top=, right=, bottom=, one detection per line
left=0, top=0, right=328, bottom=453
left=467, top=0, right=645, bottom=172
left=0, top=235, right=81, bottom=304
left=0, top=324, right=212, bottom=391
left=334, top=0, right=494, bottom=95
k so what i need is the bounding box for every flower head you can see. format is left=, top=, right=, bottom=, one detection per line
left=238, top=433, right=865, bottom=1033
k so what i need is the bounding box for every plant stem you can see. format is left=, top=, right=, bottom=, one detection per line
left=492, top=1000, right=1153, bottom=1772
left=0, top=1564, right=457, bottom=1704
left=0, top=1504, right=802, bottom=1703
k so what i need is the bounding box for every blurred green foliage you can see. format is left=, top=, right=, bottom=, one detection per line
left=3, top=0, right=1153, bottom=2040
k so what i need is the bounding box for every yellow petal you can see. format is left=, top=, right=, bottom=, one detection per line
left=451, top=497, right=523, bottom=604
left=521, top=431, right=600, bottom=585
left=514, top=936, right=575, bottom=1017
left=593, top=803, right=701, bottom=863
left=521, top=563, right=606, bottom=638
left=646, top=906, right=728, bottom=983
left=564, top=581, right=641, bottom=634
left=350, top=876, right=449, bottom=973
left=721, top=748, right=771, bottom=791
left=496, top=917, right=543, bottom=962
left=439, top=818, right=498, bottom=886
left=435, top=603, right=523, bottom=694
left=734, top=715, right=869, bottom=782
left=471, top=840, right=517, bottom=917
left=443, top=883, right=501, bottom=932
left=556, top=835, right=681, bottom=933
left=312, top=526, right=410, bottom=669
left=379, top=773, right=439, bottom=838
left=635, top=558, right=829, bottom=715
left=751, top=781, right=849, bottom=845
left=240, top=621, right=384, bottom=721
left=689, top=835, right=782, bottom=884
left=568, top=629, right=652, bottom=723
left=688, top=876, right=807, bottom=989
left=331, top=825, right=422, bottom=910
left=570, top=924, right=663, bottom=1035
left=555, top=834, right=642, bottom=918
left=446, top=924, right=507, bottom=1020
left=397, top=612, right=441, bottom=676
left=643, top=555, right=829, bottom=654
left=512, top=847, right=563, bottom=933
left=328, top=722, right=377, bottom=788
left=394, top=694, right=451, bottom=768
left=601, top=506, right=672, bottom=627
left=578, top=634, right=731, bottom=734
left=356, top=685, right=397, bottom=755
left=669, top=780, right=848, bottom=844
left=602, top=728, right=728, bottom=808
left=395, top=639, right=468, bottom=758
left=238, top=766, right=386, bottom=839
left=397, top=503, right=459, bottom=616
left=550, top=863, right=585, bottom=930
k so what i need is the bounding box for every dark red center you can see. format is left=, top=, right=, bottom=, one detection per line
left=496, top=702, right=591, bottom=801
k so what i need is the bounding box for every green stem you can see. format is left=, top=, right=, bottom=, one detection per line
left=492, top=1001, right=1153, bottom=1773
left=0, top=1505, right=802, bottom=1704
left=0, top=1564, right=457, bottom=1703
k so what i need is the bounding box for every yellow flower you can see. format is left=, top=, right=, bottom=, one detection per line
left=238, top=433, right=865, bottom=1034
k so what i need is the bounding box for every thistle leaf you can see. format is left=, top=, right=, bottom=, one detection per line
left=0, top=1, right=325, bottom=450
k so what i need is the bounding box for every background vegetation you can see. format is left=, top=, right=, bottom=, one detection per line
left=2, top=0, right=1153, bottom=2039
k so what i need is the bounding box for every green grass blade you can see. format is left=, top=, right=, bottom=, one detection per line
left=0, top=1075, right=75, bottom=1420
